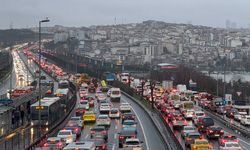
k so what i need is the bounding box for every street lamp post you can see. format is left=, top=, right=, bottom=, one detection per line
left=38, top=18, right=50, bottom=138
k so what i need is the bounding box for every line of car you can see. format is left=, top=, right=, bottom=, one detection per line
left=119, top=74, right=244, bottom=150
left=41, top=78, right=144, bottom=150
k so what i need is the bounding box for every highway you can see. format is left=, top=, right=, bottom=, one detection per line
left=0, top=69, right=16, bottom=95
left=0, top=50, right=59, bottom=150
left=160, top=106, right=250, bottom=150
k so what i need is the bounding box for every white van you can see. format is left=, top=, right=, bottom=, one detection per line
left=63, top=141, right=95, bottom=150
left=110, top=88, right=121, bottom=102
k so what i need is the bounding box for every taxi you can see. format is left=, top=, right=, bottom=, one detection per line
left=83, top=111, right=96, bottom=123
left=191, top=139, right=210, bottom=150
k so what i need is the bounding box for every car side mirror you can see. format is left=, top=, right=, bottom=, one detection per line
left=141, top=141, right=144, bottom=143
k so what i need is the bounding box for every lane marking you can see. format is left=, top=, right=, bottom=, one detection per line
left=114, top=133, right=117, bottom=139
left=84, top=134, right=89, bottom=139
left=112, top=144, right=115, bottom=150
left=122, top=97, right=149, bottom=150
left=115, top=125, right=118, bottom=130
left=239, top=139, right=250, bottom=146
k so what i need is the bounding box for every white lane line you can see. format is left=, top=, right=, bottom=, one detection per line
left=114, top=133, right=117, bottom=139
left=115, top=125, right=118, bottom=130
left=84, top=134, right=89, bottom=139
left=239, top=139, right=250, bottom=146
left=123, top=98, right=149, bottom=150
left=112, top=144, right=115, bottom=150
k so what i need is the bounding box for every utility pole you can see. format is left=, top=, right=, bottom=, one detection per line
left=38, top=18, right=50, bottom=138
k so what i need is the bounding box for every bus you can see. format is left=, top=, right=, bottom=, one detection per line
left=169, top=94, right=181, bottom=109
left=30, top=97, right=61, bottom=126
left=120, top=73, right=130, bottom=84
left=180, top=101, right=195, bottom=113
left=54, top=88, right=71, bottom=109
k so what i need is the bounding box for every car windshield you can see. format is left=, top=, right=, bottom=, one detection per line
left=189, top=134, right=200, bottom=139
left=111, top=109, right=118, bottom=113
left=48, top=139, right=60, bottom=143
left=126, top=141, right=140, bottom=145
left=112, top=91, right=120, bottom=95
left=80, top=101, right=88, bottom=104
left=92, top=127, right=105, bottom=131
left=203, top=118, right=214, bottom=126
left=196, top=113, right=204, bottom=116
left=185, top=127, right=195, bottom=130
left=196, top=140, right=208, bottom=145
left=99, top=116, right=108, bottom=119
left=124, top=121, right=135, bottom=125
left=58, top=131, right=71, bottom=136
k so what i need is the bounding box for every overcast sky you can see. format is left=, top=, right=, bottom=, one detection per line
left=1, top=0, right=250, bottom=29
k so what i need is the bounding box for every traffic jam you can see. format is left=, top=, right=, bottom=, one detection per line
left=31, top=70, right=145, bottom=150
left=21, top=46, right=145, bottom=150
left=119, top=72, right=249, bottom=150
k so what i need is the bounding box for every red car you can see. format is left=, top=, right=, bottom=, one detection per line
left=206, top=126, right=224, bottom=139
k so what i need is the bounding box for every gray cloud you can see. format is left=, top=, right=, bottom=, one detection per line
left=0, top=0, right=250, bottom=29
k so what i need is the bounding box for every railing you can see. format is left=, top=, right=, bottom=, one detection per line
left=112, top=80, right=184, bottom=150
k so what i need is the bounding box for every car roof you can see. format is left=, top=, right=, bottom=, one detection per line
left=187, top=132, right=200, bottom=136
left=47, top=137, right=62, bottom=140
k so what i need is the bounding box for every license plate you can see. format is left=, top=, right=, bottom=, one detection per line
left=215, top=134, right=219, bottom=136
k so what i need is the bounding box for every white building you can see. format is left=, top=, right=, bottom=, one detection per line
left=54, top=32, right=68, bottom=43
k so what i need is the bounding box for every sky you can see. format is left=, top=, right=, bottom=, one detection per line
left=0, top=0, right=250, bottom=29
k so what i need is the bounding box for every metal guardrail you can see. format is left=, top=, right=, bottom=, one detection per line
left=204, top=110, right=250, bottom=139
left=112, top=81, right=183, bottom=150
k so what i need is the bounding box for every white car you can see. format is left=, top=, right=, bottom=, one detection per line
left=69, top=116, right=83, bottom=128
left=109, top=108, right=120, bottom=118
left=57, top=130, right=76, bottom=144
left=219, top=142, right=242, bottom=150
left=96, top=114, right=111, bottom=126
left=234, top=112, right=247, bottom=121
left=240, top=115, right=250, bottom=126
left=184, top=110, right=194, bottom=119
left=99, top=103, right=111, bottom=113
left=120, top=103, right=131, bottom=112
left=181, top=125, right=196, bottom=138
left=193, top=116, right=204, bottom=126
left=123, top=138, right=143, bottom=149
left=193, top=111, right=205, bottom=118
left=79, top=100, right=89, bottom=110
left=97, top=93, right=107, bottom=102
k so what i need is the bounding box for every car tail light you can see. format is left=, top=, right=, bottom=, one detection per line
left=131, top=136, right=136, bottom=138
left=119, top=136, right=124, bottom=140
left=221, top=139, right=226, bottom=144
left=57, top=142, right=63, bottom=147
left=101, top=144, right=106, bottom=150
left=220, top=130, right=224, bottom=134
left=208, top=130, right=213, bottom=134
left=43, top=143, right=48, bottom=147
left=235, top=139, right=239, bottom=142
left=186, top=137, right=191, bottom=141
left=102, top=131, right=107, bottom=134
left=74, top=128, right=79, bottom=132
left=91, top=131, right=95, bottom=134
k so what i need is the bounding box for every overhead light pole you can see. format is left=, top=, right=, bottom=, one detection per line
left=38, top=18, right=50, bottom=138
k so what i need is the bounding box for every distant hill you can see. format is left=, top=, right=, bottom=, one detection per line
left=0, top=29, right=51, bottom=47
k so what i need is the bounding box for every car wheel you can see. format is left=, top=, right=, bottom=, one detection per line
left=119, top=143, right=122, bottom=148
